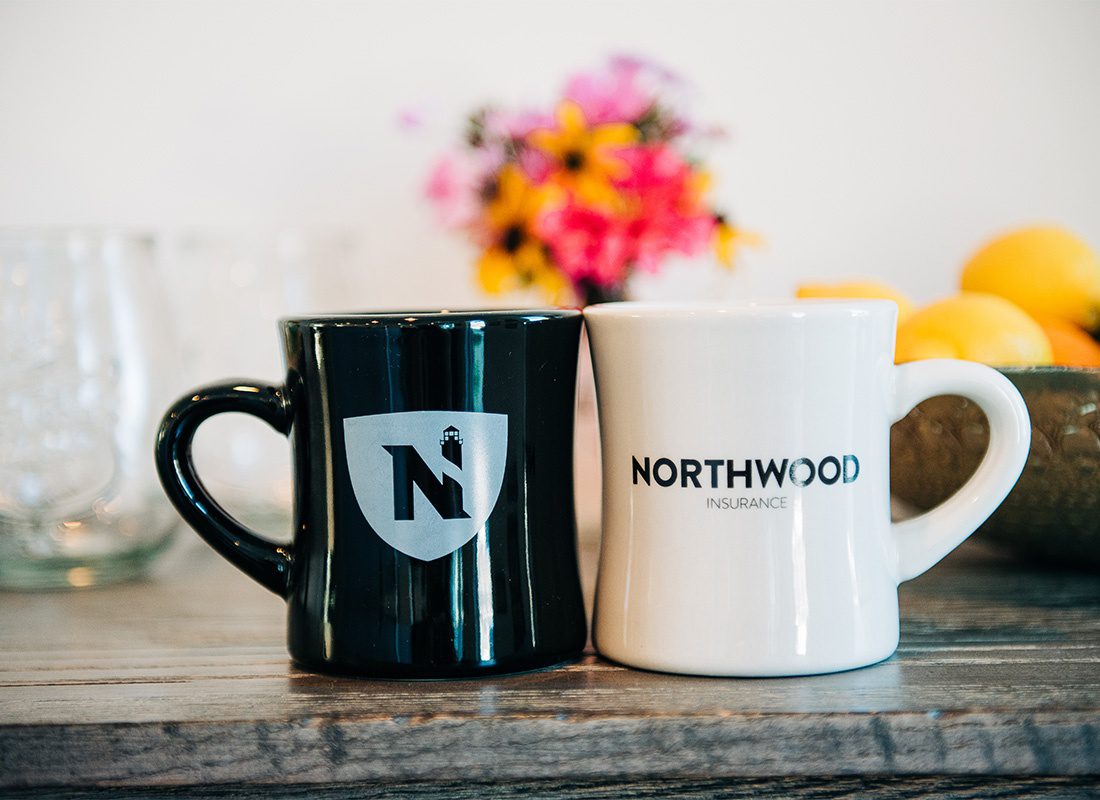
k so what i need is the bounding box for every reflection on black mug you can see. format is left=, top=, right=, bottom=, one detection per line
left=155, top=310, right=587, bottom=678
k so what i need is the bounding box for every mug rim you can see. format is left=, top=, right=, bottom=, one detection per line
left=584, top=299, right=898, bottom=319
left=282, top=308, right=581, bottom=327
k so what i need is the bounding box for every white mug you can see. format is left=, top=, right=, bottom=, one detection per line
left=585, top=301, right=1031, bottom=677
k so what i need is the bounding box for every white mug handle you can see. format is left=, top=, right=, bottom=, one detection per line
left=890, top=359, right=1031, bottom=583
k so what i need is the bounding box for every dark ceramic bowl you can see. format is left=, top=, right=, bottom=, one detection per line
left=891, top=367, right=1100, bottom=568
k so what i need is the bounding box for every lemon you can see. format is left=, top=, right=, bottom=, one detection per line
left=960, top=225, right=1100, bottom=331
left=796, top=280, right=915, bottom=322
left=895, top=292, right=1053, bottom=366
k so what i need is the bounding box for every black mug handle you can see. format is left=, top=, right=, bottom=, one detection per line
left=155, top=381, right=294, bottom=597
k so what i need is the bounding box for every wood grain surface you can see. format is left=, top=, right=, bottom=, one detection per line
left=0, top=536, right=1097, bottom=793
left=1, top=776, right=1098, bottom=800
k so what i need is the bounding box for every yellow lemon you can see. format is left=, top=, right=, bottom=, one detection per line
left=895, top=292, right=1053, bottom=366
left=960, top=225, right=1100, bottom=331
left=796, top=280, right=915, bottom=322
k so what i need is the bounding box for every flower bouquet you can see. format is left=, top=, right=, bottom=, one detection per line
left=425, top=56, right=753, bottom=305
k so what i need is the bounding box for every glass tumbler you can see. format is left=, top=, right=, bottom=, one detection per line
left=0, top=230, right=179, bottom=589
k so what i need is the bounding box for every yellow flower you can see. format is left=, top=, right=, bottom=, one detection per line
left=475, top=165, right=567, bottom=301
left=688, top=171, right=712, bottom=209
left=529, top=101, right=637, bottom=208
left=713, top=214, right=762, bottom=267
left=483, top=164, right=558, bottom=231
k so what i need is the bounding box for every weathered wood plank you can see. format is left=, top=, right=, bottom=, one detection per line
left=2, top=711, right=1099, bottom=787
left=2, top=656, right=1099, bottom=726
left=1, top=776, right=1097, bottom=799
left=0, top=538, right=1097, bottom=788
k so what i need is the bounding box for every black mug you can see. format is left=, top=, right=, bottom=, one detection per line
left=155, top=309, right=587, bottom=677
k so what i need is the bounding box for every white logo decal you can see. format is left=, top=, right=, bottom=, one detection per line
left=343, top=411, right=508, bottom=561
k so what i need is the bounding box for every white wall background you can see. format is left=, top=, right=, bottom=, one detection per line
left=2, top=0, right=1098, bottom=527
left=2, top=0, right=1099, bottom=310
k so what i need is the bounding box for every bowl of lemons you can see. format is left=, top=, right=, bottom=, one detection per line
left=800, top=225, right=1100, bottom=568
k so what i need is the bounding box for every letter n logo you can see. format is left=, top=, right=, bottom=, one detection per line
left=382, top=445, right=470, bottom=520
left=343, top=412, right=507, bottom=561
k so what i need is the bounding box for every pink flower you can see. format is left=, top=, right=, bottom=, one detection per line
left=563, top=59, right=654, bottom=126
left=478, top=109, right=559, bottom=182
left=424, top=154, right=480, bottom=229
left=608, top=53, right=682, bottom=86
left=518, top=147, right=555, bottom=184
left=396, top=106, right=426, bottom=132
left=629, top=212, right=715, bottom=273
left=615, top=144, right=717, bottom=271
left=484, top=109, right=555, bottom=140
left=425, top=142, right=529, bottom=231
left=613, top=144, right=691, bottom=194
left=538, top=203, right=633, bottom=288
left=537, top=142, right=718, bottom=289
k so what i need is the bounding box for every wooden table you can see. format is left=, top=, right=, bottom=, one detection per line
left=1, top=534, right=1097, bottom=798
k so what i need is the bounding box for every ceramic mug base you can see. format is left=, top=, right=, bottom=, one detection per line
left=290, top=647, right=586, bottom=680
left=595, top=640, right=899, bottom=678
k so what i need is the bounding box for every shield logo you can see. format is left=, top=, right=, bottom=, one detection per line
left=343, top=411, right=508, bottom=561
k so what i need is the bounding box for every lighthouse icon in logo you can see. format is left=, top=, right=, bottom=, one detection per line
left=441, top=425, right=462, bottom=468
left=342, top=410, right=508, bottom=561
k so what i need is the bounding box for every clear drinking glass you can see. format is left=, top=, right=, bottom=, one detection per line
left=0, top=230, right=179, bottom=589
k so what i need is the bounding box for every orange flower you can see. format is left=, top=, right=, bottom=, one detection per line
left=476, top=165, right=567, bottom=300
left=529, top=101, right=638, bottom=208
